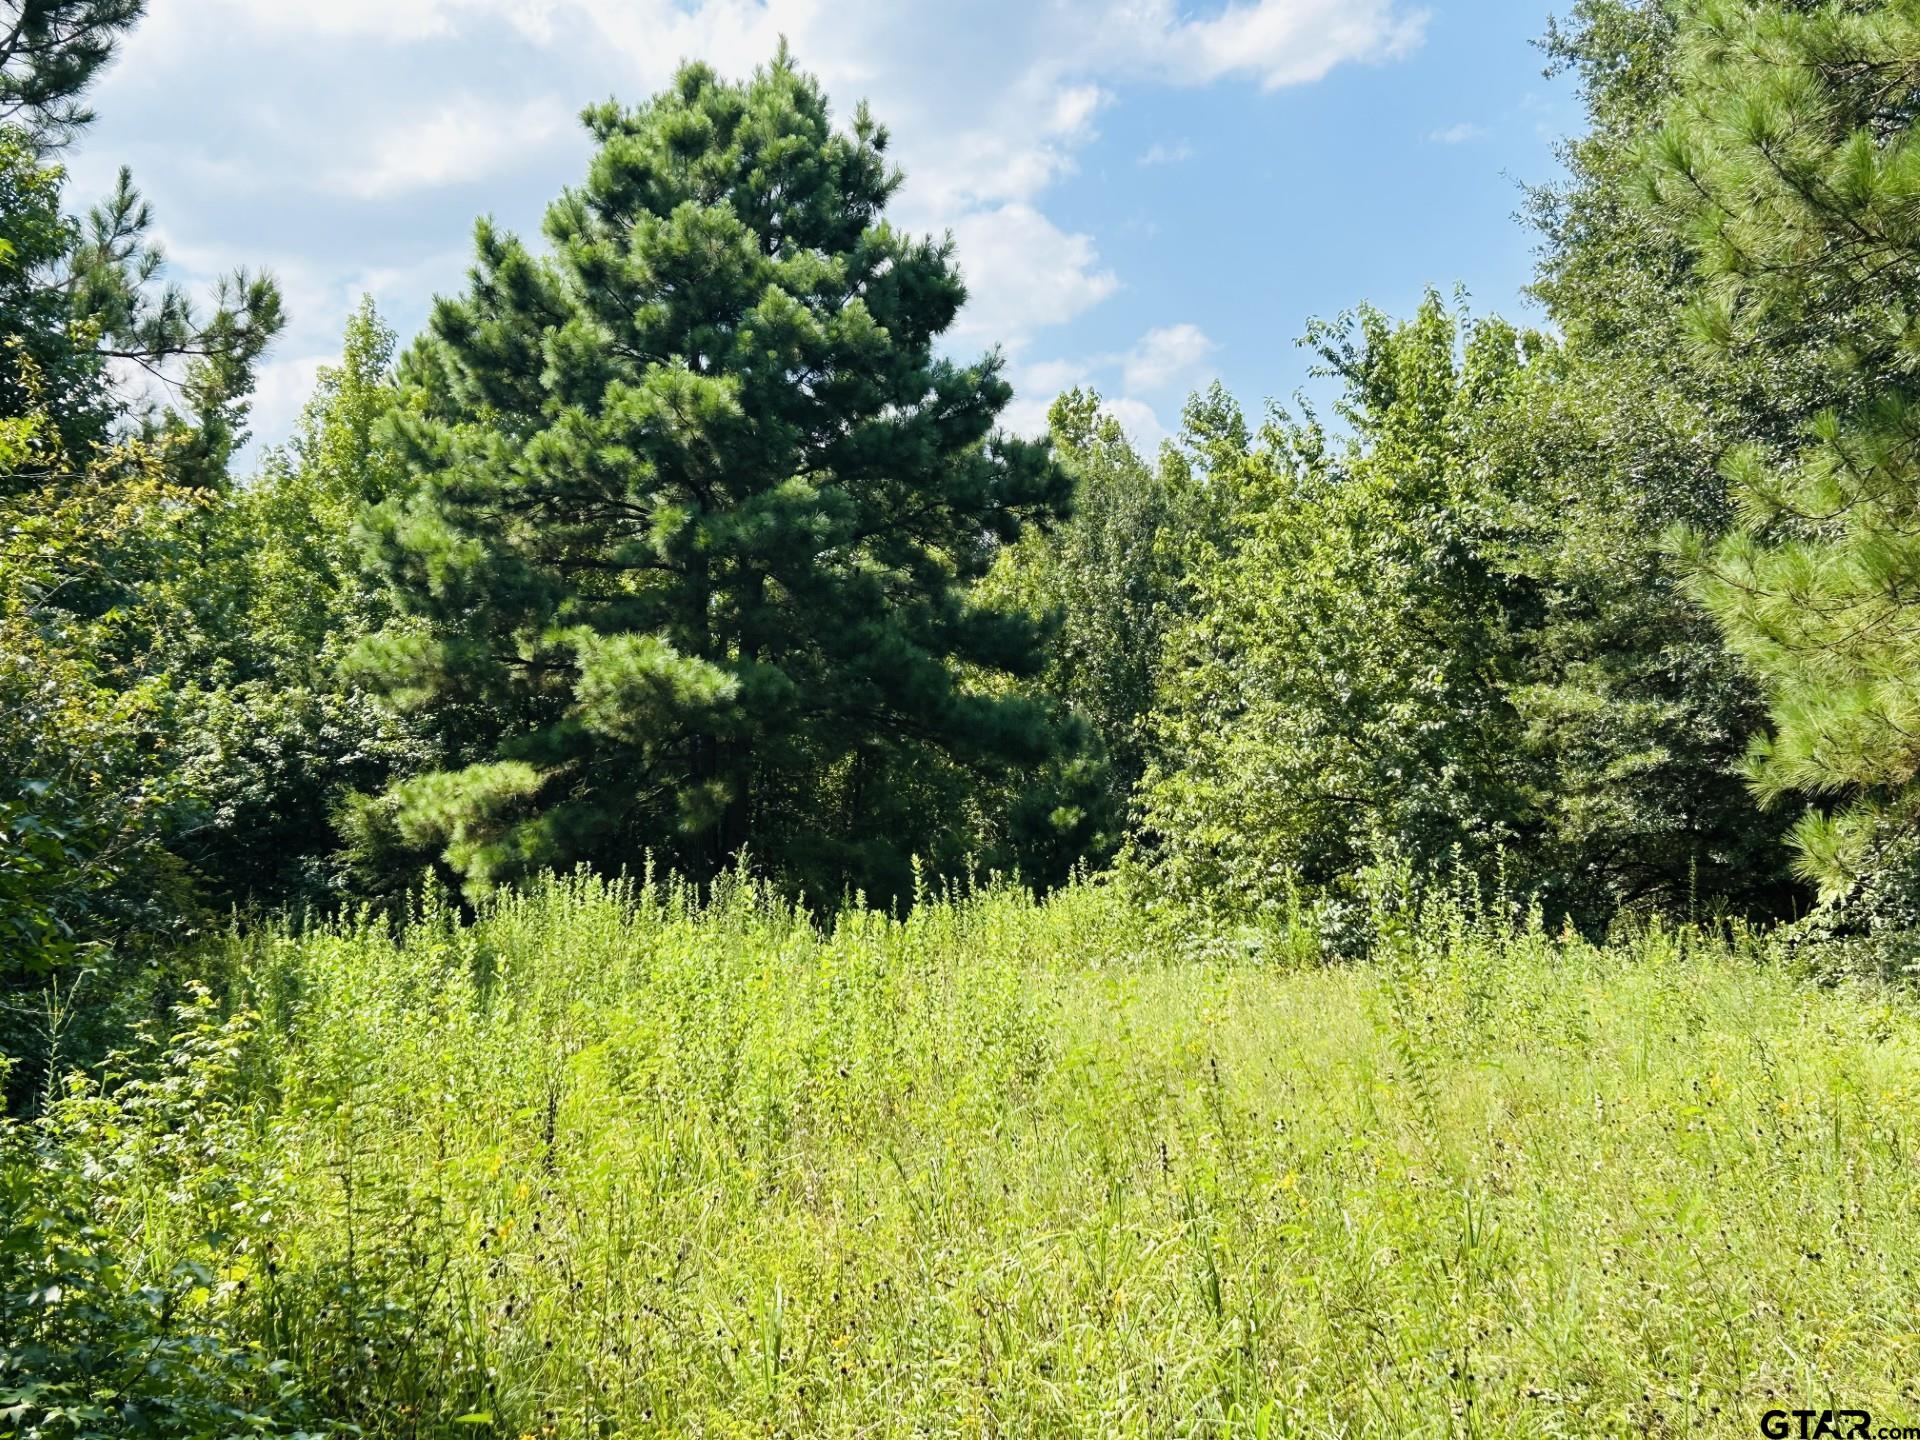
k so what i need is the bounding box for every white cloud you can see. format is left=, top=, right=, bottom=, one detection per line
left=136, top=0, right=553, bottom=45
left=946, top=205, right=1119, bottom=349
left=1139, top=140, right=1195, bottom=167
left=145, top=0, right=1431, bottom=86
left=1000, top=393, right=1054, bottom=439
left=1105, top=397, right=1170, bottom=452
left=888, top=92, right=1105, bottom=215
left=1155, top=0, right=1430, bottom=89
left=1122, top=323, right=1216, bottom=394
left=333, top=97, right=573, bottom=198
left=82, top=0, right=1424, bottom=462
left=1427, top=121, right=1487, bottom=145
left=130, top=0, right=1420, bottom=207
left=246, top=354, right=332, bottom=454
left=129, top=0, right=426, bottom=49
left=1002, top=356, right=1095, bottom=437
left=1019, top=358, right=1096, bottom=396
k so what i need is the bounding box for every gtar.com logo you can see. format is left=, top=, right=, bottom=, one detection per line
left=1760, top=1410, right=1920, bottom=1439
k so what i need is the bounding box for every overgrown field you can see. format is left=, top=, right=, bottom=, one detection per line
left=8, top=876, right=1920, bottom=1438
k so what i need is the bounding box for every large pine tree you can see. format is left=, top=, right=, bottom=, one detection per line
left=358, top=53, right=1088, bottom=899
left=1651, top=0, right=1920, bottom=910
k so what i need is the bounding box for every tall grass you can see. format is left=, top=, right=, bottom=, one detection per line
left=8, top=872, right=1920, bottom=1437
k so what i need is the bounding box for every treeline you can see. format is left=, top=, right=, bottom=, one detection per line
left=10, top=0, right=1920, bottom=1073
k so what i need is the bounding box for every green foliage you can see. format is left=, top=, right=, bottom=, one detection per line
left=981, top=389, right=1197, bottom=826
left=356, top=54, right=1088, bottom=904
left=17, top=9, right=1920, bottom=1423
left=1137, top=275, right=1800, bottom=932
left=241, top=300, right=406, bottom=669
left=159, top=301, right=433, bottom=911
left=0, top=999, right=332, bottom=1438
left=0, top=401, right=210, bottom=1020
left=0, top=0, right=290, bottom=1059
left=1504, top=6, right=1811, bottom=929
left=1649, top=0, right=1920, bottom=905
left=0, top=135, right=107, bottom=450
left=1488, top=344, right=1797, bottom=923
left=1142, top=297, right=1545, bottom=929
left=67, top=164, right=283, bottom=486
left=0, top=133, right=282, bottom=485
left=1531, top=0, right=1842, bottom=438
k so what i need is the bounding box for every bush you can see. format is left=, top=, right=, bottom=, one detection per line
left=0, top=996, right=334, bottom=1439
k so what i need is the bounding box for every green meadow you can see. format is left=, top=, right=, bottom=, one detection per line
left=12, top=878, right=1918, bottom=1438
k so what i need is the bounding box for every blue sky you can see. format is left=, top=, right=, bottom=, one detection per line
left=71, top=0, right=1579, bottom=463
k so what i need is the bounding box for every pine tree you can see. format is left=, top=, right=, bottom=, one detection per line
left=0, top=0, right=282, bottom=481
left=358, top=53, right=1080, bottom=898
left=1652, top=0, right=1920, bottom=903
left=0, top=0, right=146, bottom=152
left=1495, top=0, right=1815, bottom=924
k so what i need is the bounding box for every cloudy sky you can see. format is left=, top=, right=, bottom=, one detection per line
left=69, top=0, right=1576, bottom=464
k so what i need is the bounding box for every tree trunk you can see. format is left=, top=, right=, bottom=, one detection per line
left=719, top=573, right=762, bottom=867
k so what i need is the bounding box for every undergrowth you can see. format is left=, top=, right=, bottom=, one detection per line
left=5, top=871, right=1919, bottom=1437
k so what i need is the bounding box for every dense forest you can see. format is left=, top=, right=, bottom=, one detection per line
left=8, top=0, right=1920, bottom=1434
